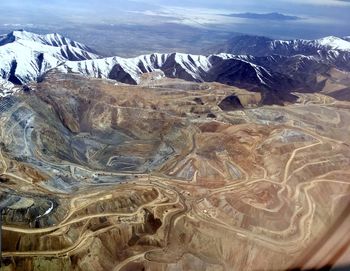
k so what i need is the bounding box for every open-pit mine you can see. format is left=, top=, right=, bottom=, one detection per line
left=0, top=70, right=349, bottom=270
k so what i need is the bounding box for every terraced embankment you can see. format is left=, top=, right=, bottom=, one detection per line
left=0, top=71, right=349, bottom=270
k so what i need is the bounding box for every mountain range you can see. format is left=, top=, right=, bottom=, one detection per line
left=1, top=30, right=350, bottom=104
left=210, top=35, right=350, bottom=56
left=224, top=12, right=301, bottom=21
left=0, top=30, right=99, bottom=85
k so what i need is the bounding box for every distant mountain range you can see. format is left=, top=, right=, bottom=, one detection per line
left=210, top=35, right=350, bottom=56
left=224, top=12, right=301, bottom=21
left=1, top=30, right=350, bottom=104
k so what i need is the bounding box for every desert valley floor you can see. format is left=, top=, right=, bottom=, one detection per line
left=0, top=71, right=349, bottom=270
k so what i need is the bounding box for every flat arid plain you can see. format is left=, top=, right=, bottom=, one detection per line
left=0, top=71, right=350, bottom=270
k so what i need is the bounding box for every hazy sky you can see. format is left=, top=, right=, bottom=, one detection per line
left=0, top=0, right=349, bottom=39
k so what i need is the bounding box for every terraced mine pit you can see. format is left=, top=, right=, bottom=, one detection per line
left=0, top=71, right=349, bottom=270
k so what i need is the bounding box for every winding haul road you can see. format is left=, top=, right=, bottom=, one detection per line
left=0, top=90, right=349, bottom=270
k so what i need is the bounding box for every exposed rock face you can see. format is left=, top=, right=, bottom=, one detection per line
left=218, top=95, right=244, bottom=111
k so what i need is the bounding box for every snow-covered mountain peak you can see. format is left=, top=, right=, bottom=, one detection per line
left=0, top=30, right=101, bottom=85
left=214, top=34, right=350, bottom=57
left=0, top=30, right=97, bottom=54
left=11, top=29, right=39, bottom=40
left=315, top=36, right=350, bottom=51
left=0, top=30, right=45, bottom=46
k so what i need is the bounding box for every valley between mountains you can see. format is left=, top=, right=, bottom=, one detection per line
left=0, top=31, right=350, bottom=270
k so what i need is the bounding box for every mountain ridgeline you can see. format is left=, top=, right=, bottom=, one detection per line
left=1, top=30, right=350, bottom=104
